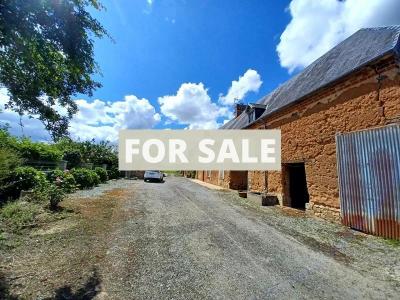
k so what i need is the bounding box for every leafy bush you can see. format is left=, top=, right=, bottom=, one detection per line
left=46, top=170, right=76, bottom=193
left=107, top=167, right=121, bottom=180
left=0, top=128, right=18, bottom=150
left=91, top=171, right=101, bottom=186
left=0, top=130, right=23, bottom=199
left=24, top=183, right=65, bottom=210
left=56, top=138, right=119, bottom=170
left=18, top=139, right=62, bottom=162
left=71, top=168, right=100, bottom=189
left=0, top=147, right=22, bottom=183
left=94, top=167, right=108, bottom=183
left=46, top=184, right=65, bottom=210
left=0, top=200, right=41, bottom=230
left=63, top=149, right=82, bottom=169
left=2, top=167, right=47, bottom=199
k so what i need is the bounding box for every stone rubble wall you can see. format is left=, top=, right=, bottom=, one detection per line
left=197, top=56, right=400, bottom=223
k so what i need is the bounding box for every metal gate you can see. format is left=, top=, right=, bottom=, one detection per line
left=336, top=125, right=400, bottom=240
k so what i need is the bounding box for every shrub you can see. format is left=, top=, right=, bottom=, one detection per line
left=26, top=183, right=65, bottom=210
left=94, top=167, right=108, bottom=183
left=2, top=167, right=47, bottom=199
left=91, top=171, right=101, bottom=186
left=107, top=167, right=121, bottom=180
left=18, top=139, right=62, bottom=162
left=46, top=170, right=76, bottom=193
left=63, top=150, right=82, bottom=169
left=0, top=147, right=22, bottom=183
left=56, top=138, right=119, bottom=171
left=46, top=184, right=65, bottom=210
left=0, top=200, right=41, bottom=230
left=70, top=168, right=100, bottom=189
left=0, top=128, right=18, bottom=150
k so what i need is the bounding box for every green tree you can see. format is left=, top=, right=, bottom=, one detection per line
left=0, top=0, right=108, bottom=140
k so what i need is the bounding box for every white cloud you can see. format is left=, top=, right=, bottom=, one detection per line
left=147, top=0, right=153, bottom=6
left=1, top=68, right=263, bottom=137
left=278, top=0, right=400, bottom=73
left=70, top=95, right=160, bottom=141
left=219, top=69, right=262, bottom=105
left=0, top=89, right=160, bottom=142
left=106, top=95, right=161, bottom=129
left=0, top=89, right=51, bottom=141
left=158, top=83, right=231, bottom=129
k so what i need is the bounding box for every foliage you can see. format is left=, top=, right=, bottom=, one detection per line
left=94, top=167, right=108, bottom=183
left=107, top=167, right=121, bottom=180
left=2, top=167, right=47, bottom=199
left=56, top=138, right=118, bottom=169
left=0, top=0, right=109, bottom=140
left=31, top=184, right=65, bottom=210
left=0, top=128, right=19, bottom=150
left=63, top=149, right=82, bottom=169
left=1, top=127, right=62, bottom=163
left=91, top=170, right=101, bottom=186
left=76, top=140, right=118, bottom=166
left=0, top=200, right=41, bottom=230
left=48, top=184, right=65, bottom=209
left=0, top=147, right=22, bottom=183
left=46, top=170, right=76, bottom=193
left=70, top=168, right=100, bottom=189
left=17, top=138, right=63, bottom=162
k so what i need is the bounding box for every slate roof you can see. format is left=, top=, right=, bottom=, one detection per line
left=221, top=26, right=400, bottom=130
left=221, top=111, right=249, bottom=129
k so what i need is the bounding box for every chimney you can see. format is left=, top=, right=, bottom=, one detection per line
left=235, top=103, right=246, bottom=118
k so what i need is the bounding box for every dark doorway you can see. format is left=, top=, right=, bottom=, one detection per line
left=229, top=171, right=248, bottom=190
left=285, top=163, right=309, bottom=209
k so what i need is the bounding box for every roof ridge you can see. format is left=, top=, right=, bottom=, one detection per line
left=359, top=25, right=400, bottom=30
left=258, top=25, right=400, bottom=108
left=223, top=25, right=400, bottom=130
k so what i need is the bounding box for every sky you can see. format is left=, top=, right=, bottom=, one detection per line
left=1, top=0, right=400, bottom=141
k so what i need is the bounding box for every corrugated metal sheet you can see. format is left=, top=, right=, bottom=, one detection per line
left=336, top=125, right=400, bottom=240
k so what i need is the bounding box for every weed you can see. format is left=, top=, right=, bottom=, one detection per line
left=0, top=200, right=42, bottom=231
left=384, top=238, right=400, bottom=247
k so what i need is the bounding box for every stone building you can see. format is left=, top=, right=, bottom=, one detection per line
left=197, top=26, right=400, bottom=222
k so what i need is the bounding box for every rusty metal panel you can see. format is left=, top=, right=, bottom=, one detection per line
left=336, top=125, right=400, bottom=240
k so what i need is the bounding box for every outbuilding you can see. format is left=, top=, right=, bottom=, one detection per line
left=197, top=26, right=400, bottom=236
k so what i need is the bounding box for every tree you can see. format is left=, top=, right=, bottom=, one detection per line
left=0, top=0, right=108, bottom=140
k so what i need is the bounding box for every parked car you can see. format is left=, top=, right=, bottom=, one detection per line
left=144, top=170, right=164, bottom=182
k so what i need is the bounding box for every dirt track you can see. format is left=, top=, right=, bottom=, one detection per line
left=1, top=177, right=399, bottom=299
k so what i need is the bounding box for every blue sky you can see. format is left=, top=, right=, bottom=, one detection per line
left=1, top=0, right=399, bottom=141
left=89, top=0, right=291, bottom=108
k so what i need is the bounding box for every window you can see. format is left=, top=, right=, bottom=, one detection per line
left=219, top=169, right=224, bottom=180
left=207, top=170, right=211, bottom=178
left=248, top=109, right=256, bottom=123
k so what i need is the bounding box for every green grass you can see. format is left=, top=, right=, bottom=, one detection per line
left=0, top=200, right=42, bottom=231
left=163, top=171, right=182, bottom=176
left=384, top=238, right=400, bottom=247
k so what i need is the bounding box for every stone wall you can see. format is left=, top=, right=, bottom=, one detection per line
left=196, top=170, right=230, bottom=189
left=248, top=171, right=266, bottom=193
left=248, top=55, right=400, bottom=221
left=195, top=56, right=400, bottom=223
left=306, top=203, right=341, bottom=223
left=196, top=170, right=247, bottom=190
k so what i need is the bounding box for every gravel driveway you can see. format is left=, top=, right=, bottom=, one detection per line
left=98, top=176, right=399, bottom=299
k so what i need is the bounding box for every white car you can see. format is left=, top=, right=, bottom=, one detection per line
left=144, top=170, right=164, bottom=182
